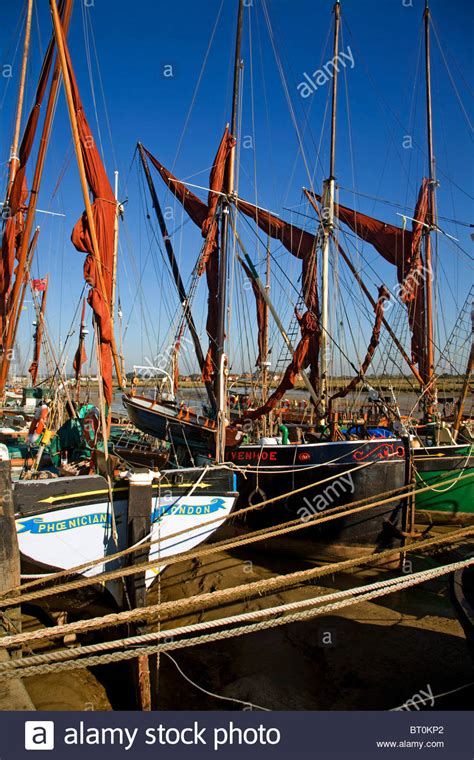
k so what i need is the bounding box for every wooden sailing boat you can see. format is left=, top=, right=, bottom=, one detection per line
left=124, top=0, right=410, bottom=561
left=0, top=1, right=237, bottom=610
left=302, top=0, right=473, bottom=526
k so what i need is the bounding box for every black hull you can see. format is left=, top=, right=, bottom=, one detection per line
left=123, top=395, right=213, bottom=452
left=226, top=439, right=407, bottom=559
left=123, top=393, right=409, bottom=559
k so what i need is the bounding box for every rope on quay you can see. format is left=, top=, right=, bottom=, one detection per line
left=1, top=526, right=472, bottom=648
left=3, top=471, right=473, bottom=609
left=0, top=556, right=472, bottom=681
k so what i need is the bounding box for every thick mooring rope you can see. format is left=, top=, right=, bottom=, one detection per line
left=0, top=556, right=471, bottom=681
left=1, top=526, right=472, bottom=647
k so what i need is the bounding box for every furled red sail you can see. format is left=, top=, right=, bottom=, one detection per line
left=144, top=130, right=235, bottom=382
left=238, top=310, right=319, bottom=422
left=61, top=31, right=116, bottom=407
left=307, top=182, right=430, bottom=379
left=0, top=1, right=65, bottom=344
left=329, top=286, right=390, bottom=409
left=239, top=257, right=267, bottom=367
left=28, top=275, right=48, bottom=386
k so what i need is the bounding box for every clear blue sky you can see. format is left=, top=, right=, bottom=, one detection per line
left=0, top=0, right=472, bottom=379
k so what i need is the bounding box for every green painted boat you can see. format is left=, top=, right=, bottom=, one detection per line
left=414, top=444, right=474, bottom=524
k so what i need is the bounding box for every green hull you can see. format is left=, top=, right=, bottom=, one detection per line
left=415, top=444, right=473, bottom=521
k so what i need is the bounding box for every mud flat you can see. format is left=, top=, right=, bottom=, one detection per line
left=148, top=547, right=474, bottom=711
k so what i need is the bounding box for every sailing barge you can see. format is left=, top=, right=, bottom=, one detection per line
left=123, top=0, right=472, bottom=557
left=0, top=0, right=238, bottom=612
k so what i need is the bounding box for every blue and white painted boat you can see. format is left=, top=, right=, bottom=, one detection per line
left=14, top=466, right=237, bottom=610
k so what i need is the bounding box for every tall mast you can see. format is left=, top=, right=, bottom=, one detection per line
left=111, top=169, right=119, bottom=332
left=50, top=0, right=123, bottom=392
left=258, top=235, right=271, bottom=435
left=6, top=0, right=33, bottom=199
left=215, top=0, right=244, bottom=462
left=30, top=275, right=49, bottom=386
left=423, top=0, right=436, bottom=411
left=262, top=236, right=271, bottom=398
left=75, top=297, right=87, bottom=402
left=137, top=142, right=217, bottom=413
left=0, top=0, right=74, bottom=398
left=319, top=0, right=340, bottom=420
left=12, top=227, right=40, bottom=344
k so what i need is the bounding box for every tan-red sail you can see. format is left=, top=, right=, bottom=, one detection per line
left=0, top=2, right=65, bottom=344
left=61, top=30, right=115, bottom=406
left=238, top=310, right=319, bottom=421
left=308, top=182, right=430, bottom=378
left=144, top=130, right=235, bottom=383
left=239, top=257, right=267, bottom=367
left=201, top=128, right=234, bottom=381
left=28, top=275, right=48, bottom=386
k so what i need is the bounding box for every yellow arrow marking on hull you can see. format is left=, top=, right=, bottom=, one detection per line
left=37, top=481, right=213, bottom=504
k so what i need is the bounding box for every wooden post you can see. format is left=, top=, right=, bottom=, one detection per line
left=126, top=474, right=154, bottom=710
left=0, top=461, right=35, bottom=710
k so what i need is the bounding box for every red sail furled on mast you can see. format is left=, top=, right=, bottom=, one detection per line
left=240, top=257, right=267, bottom=367
left=29, top=276, right=48, bottom=386
left=0, top=1, right=65, bottom=344
left=307, top=182, right=430, bottom=379
left=61, top=32, right=115, bottom=406
left=238, top=310, right=319, bottom=422
left=329, top=285, right=390, bottom=411
left=200, top=127, right=234, bottom=381
left=143, top=130, right=235, bottom=382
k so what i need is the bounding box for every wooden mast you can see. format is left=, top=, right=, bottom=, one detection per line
left=30, top=275, right=49, bottom=385
left=320, top=0, right=340, bottom=420
left=0, top=0, right=74, bottom=399
left=111, top=170, right=119, bottom=332
left=75, top=298, right=87, bottom=402
left=137, top=142, right=217, bottom=413
left=49, top=0, right=124, bottom=392
left=261, top=234, right=271, bottom=434
left=12, top=227, right=40, bottom=346
left=6, top=0, right=33, bottom=199
left=304, top=189, right=425, bottom=388
left=215, top=0, right=244, bottom=462
left=423, top=0, right=436, bottom=414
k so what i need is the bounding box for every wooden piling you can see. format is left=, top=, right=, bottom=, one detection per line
left=126, top=473, right=155, bottom=711
left=0, top=461, right=34, bottom=709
